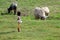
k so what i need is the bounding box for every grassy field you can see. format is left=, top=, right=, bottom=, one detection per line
left=0, top=0, right=60, bottom=40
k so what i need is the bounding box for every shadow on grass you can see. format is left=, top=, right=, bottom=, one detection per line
left=1, top=12, right=14, bottom=15
left=0, top=31, right=16, bottom=35
left=47, top=16, right=60, bottom=20
left=33, top=16, right=60, bottom=20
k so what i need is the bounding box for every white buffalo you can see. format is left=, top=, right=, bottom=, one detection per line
left=34, top=7, right=49, bottom=20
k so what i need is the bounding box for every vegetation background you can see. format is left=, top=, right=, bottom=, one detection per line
left=0, top=0, right=60, bottom=40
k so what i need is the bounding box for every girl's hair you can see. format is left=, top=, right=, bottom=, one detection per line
left=17, top=11, right=21, bottom=16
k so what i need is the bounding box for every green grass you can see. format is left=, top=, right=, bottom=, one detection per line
left=0, top=0, right=60, bottom=40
